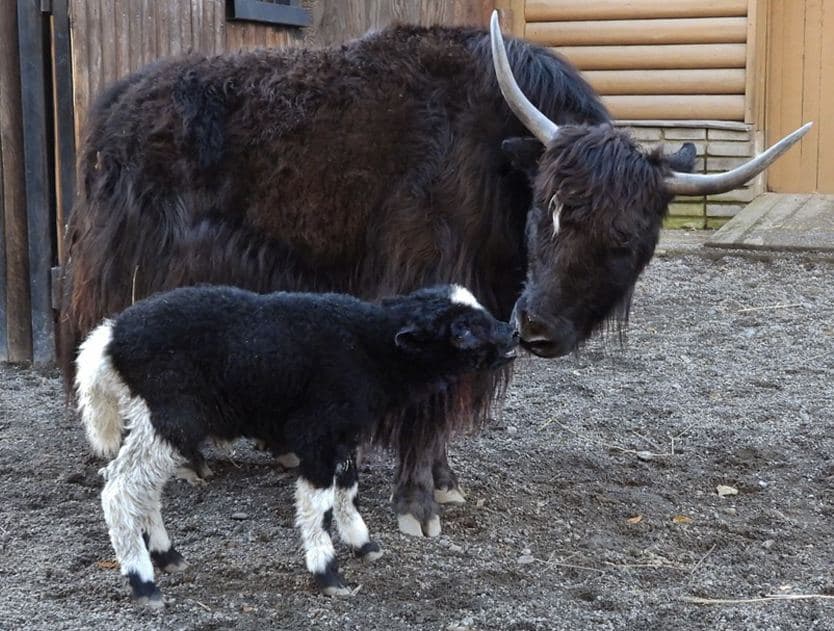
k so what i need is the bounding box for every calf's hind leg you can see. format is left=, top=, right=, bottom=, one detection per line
left=143, top=509, right=188, bottom=573
left=100, top=409, right=184, bottom=607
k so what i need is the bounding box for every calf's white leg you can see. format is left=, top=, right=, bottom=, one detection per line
left=100, top=403, right=184, bottom=607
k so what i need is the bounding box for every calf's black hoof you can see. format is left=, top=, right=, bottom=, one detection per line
left=150, top=547, right=188, bottom=573
left=355, top=541, right=384, bottom=562
left=314, top=559, right=352, bottom=597
left=128, top=572, right=164, bottom=609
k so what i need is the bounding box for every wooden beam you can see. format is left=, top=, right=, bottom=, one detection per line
left=583, top=69, right=746, bottom=95
left=51, top=0, right=75, bottom=265
left=1, top=0, right=33, bottom=362
left=602, top=95, right=746, bottom=121
left=526, top=0, right=747, bottom=22
left=553, top=44, right=747, bottom=70
left=17, top=0, right=55, bottom=365
left=745, top=0, right=767, bottom=127
left=526, top=17, right=748, bottom=46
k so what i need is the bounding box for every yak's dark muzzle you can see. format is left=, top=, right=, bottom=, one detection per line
left=511, top=298, right=576, bottom=358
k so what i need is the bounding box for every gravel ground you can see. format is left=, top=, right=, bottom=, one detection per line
left=1, top=240, right=833, bottom=630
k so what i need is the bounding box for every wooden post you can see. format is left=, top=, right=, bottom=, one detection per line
left=51, top=0, right=75, bottom=265
left=17, top=0, right=55, bottom=365
left=0, top=0, right=33, bottom=363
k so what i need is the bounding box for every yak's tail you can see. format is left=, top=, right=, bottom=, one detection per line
left=74, top=320, right=126, bottom=458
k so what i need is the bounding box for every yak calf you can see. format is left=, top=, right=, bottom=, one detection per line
left=75, top=284, right=517, bottom=606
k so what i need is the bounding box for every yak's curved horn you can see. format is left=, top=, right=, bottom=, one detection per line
left=490, top=11, right=559, bottom=145
left=665, top=122, right=813, bottom=196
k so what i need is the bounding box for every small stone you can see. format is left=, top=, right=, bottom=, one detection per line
left=506, top=426, right=518, bottom=434
left=716, top=484, right=738, bottom=497
left=636, top=451, right=654, bottom=461
left=231, top=512, right=249, bottom=520
left=517, top=554, right=535, bottom=564
left=763, top=539, right=775, bottom=549
left=448, top=544, right=463, bottom=554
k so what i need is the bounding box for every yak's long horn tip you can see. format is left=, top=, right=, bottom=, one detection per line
left=489, top=8, right=559, bottom=145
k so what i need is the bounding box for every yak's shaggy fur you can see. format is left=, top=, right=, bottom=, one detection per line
left=75, top=284, right=516, bottom=604
left=61, top=24, right=609, bottom=534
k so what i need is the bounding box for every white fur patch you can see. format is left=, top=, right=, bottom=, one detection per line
left=549, top=195, right=562, bottom=236
left=294, top=478, right=336, bottom=575
left=75, top=320, right=130, bottom=458
left=100, top=405, right=184, bottom=582
left=333, top=483, right=370, bottom=549
left=450, top=285, right=483, bottom=310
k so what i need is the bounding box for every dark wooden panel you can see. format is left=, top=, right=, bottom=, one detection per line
left=1, top=2, right=33, bottom=363
left=51, top=0, right=76, bottom=264
left=16, top=0, right=55, bottom=365
left=229, top=0, right=312, bottom=27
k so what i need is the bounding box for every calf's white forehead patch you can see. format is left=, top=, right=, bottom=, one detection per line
left=450, top=285, right=484, bottom=310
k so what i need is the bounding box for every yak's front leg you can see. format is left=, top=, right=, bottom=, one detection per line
left=294, top=471, right=349, bottom=596
left=392, top=450, right=441, bottom=538
left=432, top=443, right=466, bottom=505
left=333, top=452, right=383, bottom=561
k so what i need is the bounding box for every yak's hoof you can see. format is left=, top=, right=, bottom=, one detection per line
left=355, top=541, right=384, bottom=562
left=434, top=486, right=466, bottom=505
left=276, top=452, right=301, bottom=469
left=424, top=514, right=441, bottom=537
left=397, top=513, right=442, bottom=538
left=151, top=547, right=188, bottom=573
left=128, top=573, right=164, bottom=609
left=175, top=466, right=208, bottom=487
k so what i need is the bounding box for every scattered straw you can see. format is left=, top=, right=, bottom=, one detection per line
left=684, top=594, right=834, bottom=605
left=736, top=303, right=803, bottom=314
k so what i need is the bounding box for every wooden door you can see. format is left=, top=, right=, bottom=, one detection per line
left=765, top=0, right=834, bottom=192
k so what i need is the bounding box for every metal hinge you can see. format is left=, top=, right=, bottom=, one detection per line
left=41, top=0, right=53, bottom=14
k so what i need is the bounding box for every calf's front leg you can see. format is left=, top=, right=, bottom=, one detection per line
left=333, top=452, right=382, bottom=561
left=294, top=472, right=349, bottom=596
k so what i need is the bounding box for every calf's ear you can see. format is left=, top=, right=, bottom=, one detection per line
left=395, top=325, right=426, bottom=352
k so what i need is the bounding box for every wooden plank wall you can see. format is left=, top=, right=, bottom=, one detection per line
left=765, top=0, right=833, bottom=193
left=0, top=1, right=33, bottom=362
left=69, top=0, right=493, bottom=141
left=521, top=0, right=749, bottom=120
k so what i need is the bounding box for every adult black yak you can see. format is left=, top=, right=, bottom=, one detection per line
left=61, top=11, right=809, bottom=537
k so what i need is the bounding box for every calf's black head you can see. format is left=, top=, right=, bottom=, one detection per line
left=386, top=285, right=518, bottom=373
left=490, top=11, right=812, bottom=358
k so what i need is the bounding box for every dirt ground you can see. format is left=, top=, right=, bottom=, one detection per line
left=2, top=239, right=833, bottom=630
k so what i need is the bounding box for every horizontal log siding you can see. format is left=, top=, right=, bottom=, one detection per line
left=524, top=2, right=749, bottom=121
left=526, top=0, right=747, bottom=21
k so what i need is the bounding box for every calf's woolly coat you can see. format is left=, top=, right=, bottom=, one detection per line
left=76, top=284, right=516, bottom=605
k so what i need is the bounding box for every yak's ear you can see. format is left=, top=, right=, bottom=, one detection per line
left=666, top=142, right=697, bottom=173
left=502, top=137, right=544, bottom=179
left=394, top=325, right=426, bottom=352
